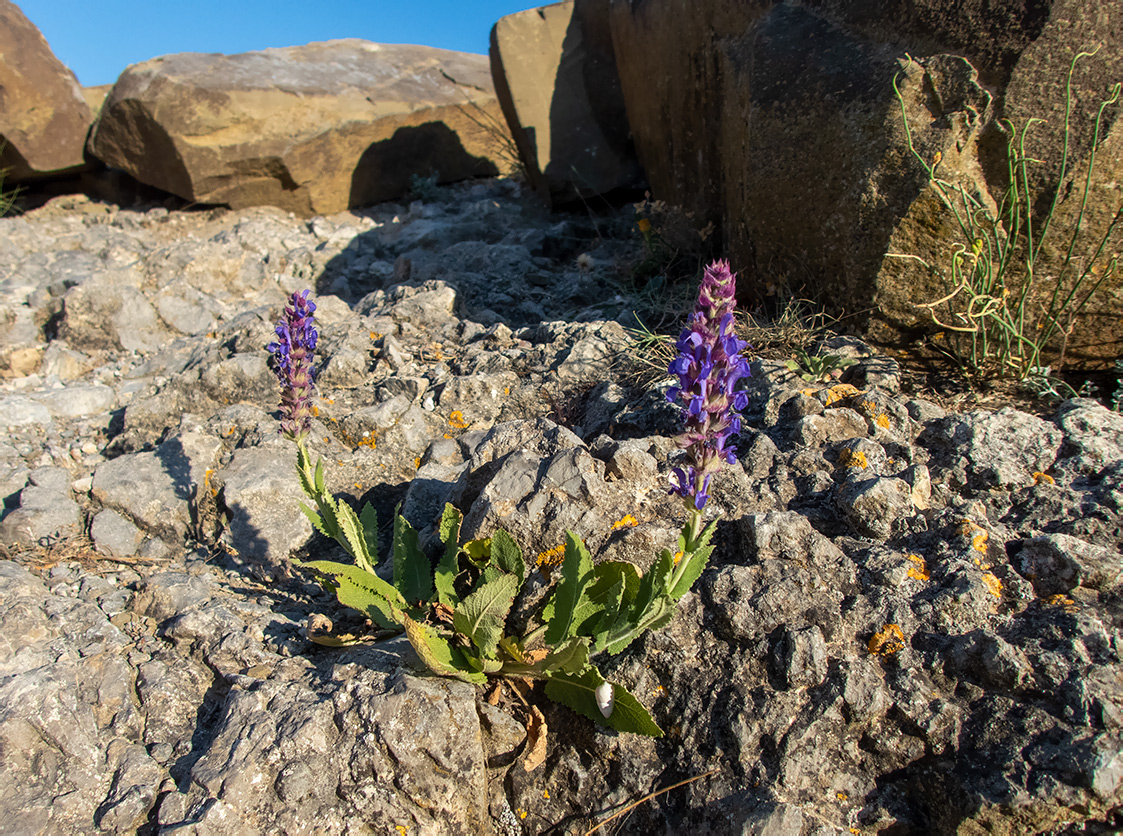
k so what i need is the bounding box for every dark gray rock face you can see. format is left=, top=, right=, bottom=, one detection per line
left=0, top=183, right=1119, bottom=834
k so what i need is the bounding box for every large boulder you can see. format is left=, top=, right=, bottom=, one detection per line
left=0, top=0, right=93, bottom=180
left=607, top=0, right=1123, bottom=365
left=489, top=0, right=644, bottom=204
left=87, top=40, right=515, bottom=214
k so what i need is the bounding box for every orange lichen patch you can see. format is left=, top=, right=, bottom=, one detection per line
left=876, top=413, right=891, bottom=429
left=543, top=789, right=550, bottom=800
left=982, top=572, right=1003, bottom=599
left=355, top=434, right=376, bottom=450
left=822, top=383, right=861, bottom=406
left=1046, top=593, right=1077, bottom=613
left=448, top=410, right=469, bottom=429
left=838, top=448, right=868, bottom=469
left=611, top=514, right=638, bottom=531
left=413, top=457, right=421, bottom=470
left=906, top=554, right=929, bottom=581
left=1033, top=471, right=1055, bottom=485
left=369, top=332, right=381, bottom=341
left=828, top=383, right=861, bottom=401
left=518, top=810, right=528, bottom=820
left=312, top=405, right=321, bottom=416
left=535, top=543, right=566, bottom=570
left=958, top=519, right=989, bottom=553
left=868, top=623, right=906, bottom=656
left=837, top=792, right=848, bottom=801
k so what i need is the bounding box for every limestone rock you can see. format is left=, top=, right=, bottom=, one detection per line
left=0, top=1, right=93, bottom=180
left=88, top=40, right=514, bottom=214
left=489, top=0, right=643, bottom=204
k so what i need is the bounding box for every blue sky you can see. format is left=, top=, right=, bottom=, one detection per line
left=17, top=1, right=547, bottom=87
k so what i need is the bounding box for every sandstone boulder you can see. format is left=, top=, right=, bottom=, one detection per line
left=490, top=0, right=643, bottom=204
left=88, top=40, right=514, bottom=214
left=0, top=0, right=93, bottom=180
left=607, top=0, right=1123, bottom=366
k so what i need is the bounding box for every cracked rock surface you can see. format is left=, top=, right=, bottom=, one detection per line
left=1, top=182, right=1120, bottom=834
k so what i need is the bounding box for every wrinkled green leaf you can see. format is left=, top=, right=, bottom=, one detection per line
left=393, top=511, right=432, bottom=604
left=337, top=501, right=375, bottom=572
left=544, top=532, right=595, bottom=646
left=544, top=667, right=662, bottom=736
left=299, top=559, right=403, bottom=629
left=453, top=572, right=519, bottom=659
left=541, top=636, right=590, bottom=675
left=435, top=504, right=462, bottom=608
left=490, top=528, right=526, bottom=586
left=669, top=545, right=712, bottom=600
left=402, top=615, right=485, bottom=684
left=314, top=456, right=325, bottom=494
left=359, top=502, right=379, bottom=571
left=629, top=549, right=674, bottom=624
left=298, top=501, right=331, bottom=539
left=593, top=561, right=641, bottom=604
left=602, top=596, right=674, bottom=656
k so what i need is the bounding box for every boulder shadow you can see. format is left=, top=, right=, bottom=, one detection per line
left=349, top=121, right=499, bottom=209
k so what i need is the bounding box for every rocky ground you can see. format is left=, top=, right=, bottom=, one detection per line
left=0, top=177, right=1121, bottom=835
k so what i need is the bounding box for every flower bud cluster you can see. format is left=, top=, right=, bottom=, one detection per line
left=267, top=289, right=318, bottom=441
left=666, top=260, right=751, bottom=510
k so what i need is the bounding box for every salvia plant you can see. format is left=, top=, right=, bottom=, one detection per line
left=268, top=263, right=749, bottom=737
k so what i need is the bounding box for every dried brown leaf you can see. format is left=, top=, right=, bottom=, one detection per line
left=522, top=705, right=548, bottom=772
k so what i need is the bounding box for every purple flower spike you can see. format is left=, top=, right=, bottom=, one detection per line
left=666, top=260, right=751, bottom=511
left=267, top=289, right=318, bottom=442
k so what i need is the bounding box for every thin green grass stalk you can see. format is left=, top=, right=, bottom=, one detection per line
left=888, top=48, right=1121, bottom=378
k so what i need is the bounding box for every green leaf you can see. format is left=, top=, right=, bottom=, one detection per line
left=593, top=561, right=642, bottom=604
left=544, top=532, right=595, bottom=646
left=629, top=549, right=674, bottom=624
left=602, top=596, right=674, bottom=656
left=460, top=537, right=492, bottom=566
left=298, top=501, right=331, bottom=539
left=337, top=501, right=376, bottom=573
left=453, top=572, right=519, bottom=659
left=435, top=504, right=462, bottom=608
left=401, top=615, right=486, bottom=684
left=544, top=667, right=663, bottom=736
left=669, top=545, right=713, bottom=600
left=584, top=561, right=642, bottom=638
left=359, top=502, right=379, bottom=567
left=541, top=636, right=590, bottom=675
left=490, top=528, right=526, bottom=586
left=582, top=576, right=624, bottom=638
left=314, top=456, right=325, bottom=494
left=299, top=559, right=404, bottom=629
left=393, top=511, right=433, bottom=604
left=295, top=444, right=317, bottom=501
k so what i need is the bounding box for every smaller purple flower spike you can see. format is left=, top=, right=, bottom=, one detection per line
left=267, top=290, right=318, bottom=442
left=666, top=260, right=751, bottom=511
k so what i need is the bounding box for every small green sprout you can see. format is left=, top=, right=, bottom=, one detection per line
left=784, top=347, right=857, bottom=383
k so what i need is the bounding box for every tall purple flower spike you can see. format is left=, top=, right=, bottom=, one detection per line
left=267, top=289, right=318, bottom=442
left=666, top=260, right=751, bottom=510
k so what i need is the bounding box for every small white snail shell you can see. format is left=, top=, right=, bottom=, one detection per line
left=595, top=681, right=614, bottom=718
